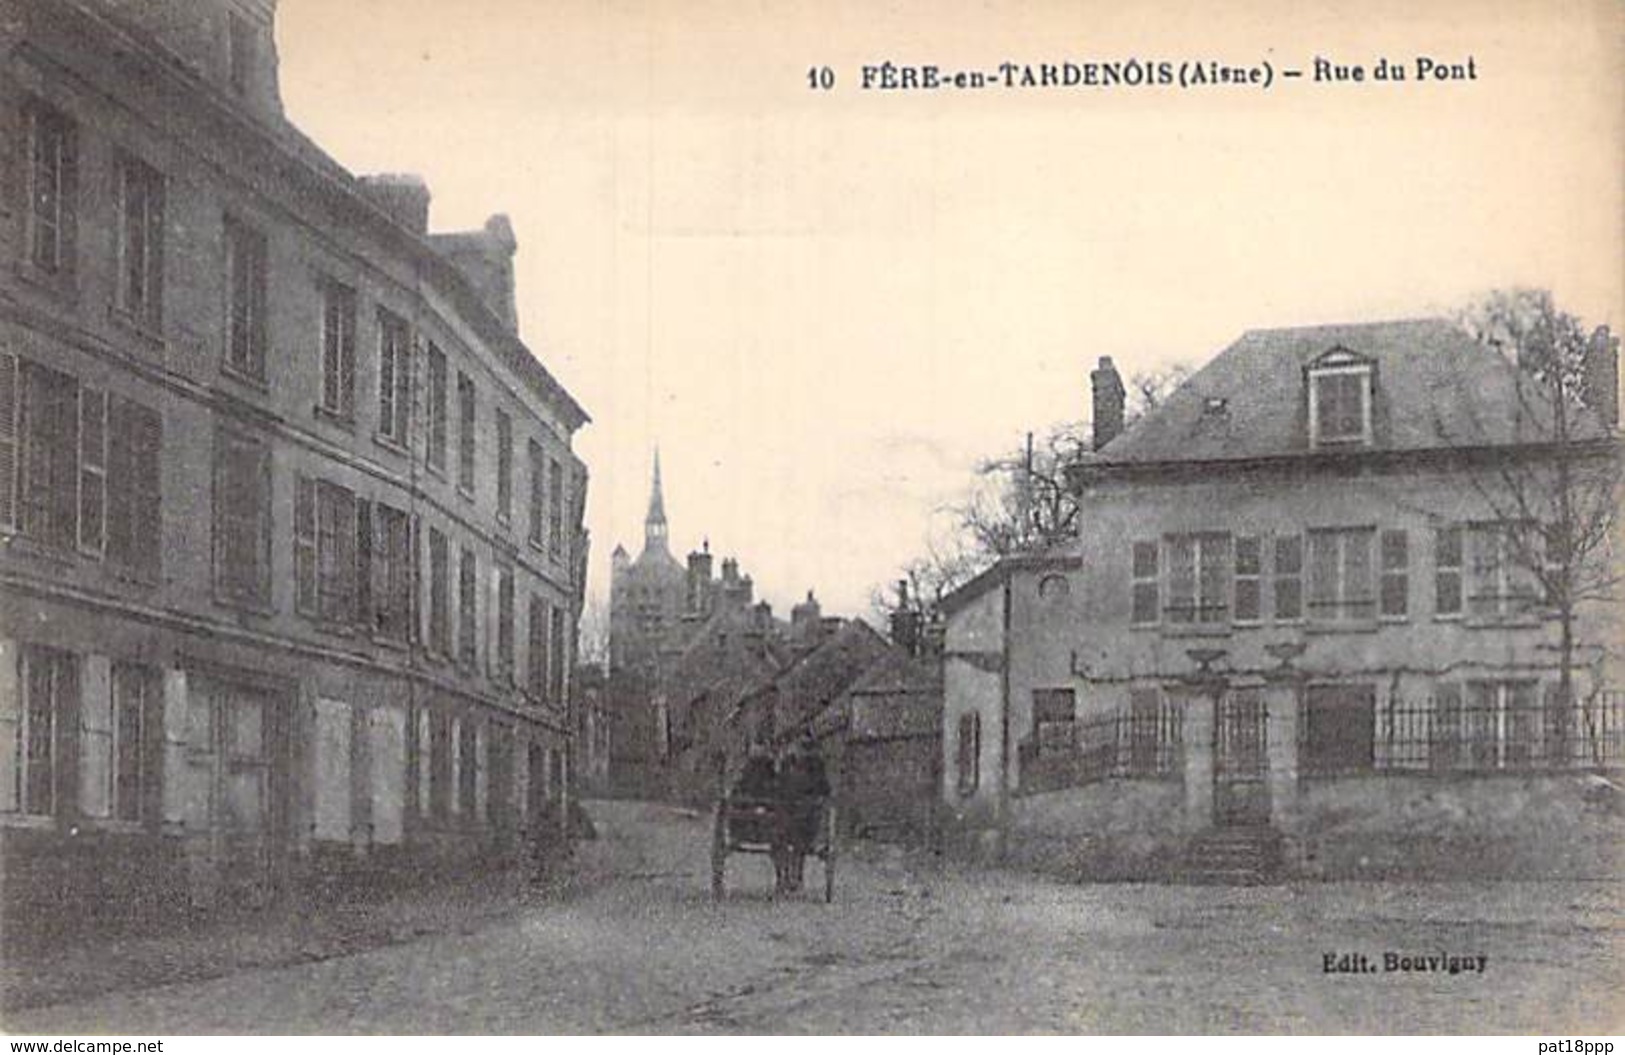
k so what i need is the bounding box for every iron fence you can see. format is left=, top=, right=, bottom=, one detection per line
left=1018, top=701, right=1183, bottom=795
left=1303, top=689, right=1624, bottom=777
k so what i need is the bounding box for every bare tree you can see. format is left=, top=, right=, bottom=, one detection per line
left=877, top=363, right=1192, bottom=622
left=1450, top=289, right=1621, bottom=759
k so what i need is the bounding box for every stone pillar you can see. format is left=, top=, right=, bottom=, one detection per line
left=1173, top=685, right=1214, bottom=832
left=1263, top=673, right=1302, bottom=834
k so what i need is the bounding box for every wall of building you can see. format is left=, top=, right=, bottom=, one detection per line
left=0, top=1, right=587, bottom=935
left=1070, top=464, right=1614, bottom=710
left=942, top=585, right=1005, bottom=830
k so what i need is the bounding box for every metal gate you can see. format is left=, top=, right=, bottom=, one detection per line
left=1213, top=689, right=1270, bottom=826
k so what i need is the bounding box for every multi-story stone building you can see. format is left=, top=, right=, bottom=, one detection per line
left=0, top=0, right=589, bottom=932
left=941, top=319, right=1622, bottom=880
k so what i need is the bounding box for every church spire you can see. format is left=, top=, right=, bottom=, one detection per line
left=644, top=448, right=669, bottom=552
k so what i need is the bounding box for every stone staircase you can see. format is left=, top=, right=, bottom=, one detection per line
left=1184, top=826, right=1285, bottom=885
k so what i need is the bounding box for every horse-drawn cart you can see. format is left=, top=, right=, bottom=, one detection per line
left=710, top=793, right=837, bottom=902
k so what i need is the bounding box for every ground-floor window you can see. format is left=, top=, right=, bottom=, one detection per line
left=458, top=718, right=478, bottom=821
left=1302, top=683, right=1375, bottom=776
left=2, top=645, right=77, bottom=817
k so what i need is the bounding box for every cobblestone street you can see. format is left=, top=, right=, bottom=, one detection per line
left=8, top=801, right=1623, bottom=1034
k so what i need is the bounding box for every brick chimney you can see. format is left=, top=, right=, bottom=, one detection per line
left=1091, top=356, right=1126, bottom=451
left=1584, top=325, right=1620, bottom=429
left=791, top=590, right=823, bottom=644
left=686, top=543, right=714, bottom=615
left=357, top=173, right=431, bottom=235
left=429, top=215, right=519, bottom=332
left=889, top=579, right=921, bottom=656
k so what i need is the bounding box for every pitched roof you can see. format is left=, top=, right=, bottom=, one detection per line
left=1097, top=317, right=1607, bottom=466
left=728, top=619, right=893, bottom=737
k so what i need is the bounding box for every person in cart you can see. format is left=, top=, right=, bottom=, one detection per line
left=728, top=740, right=778, bottom=846
left=773, top=733, right=830, bottom=893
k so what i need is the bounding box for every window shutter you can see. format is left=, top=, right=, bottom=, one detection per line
left=408, top=514, right=421, bottom=644
left=355, top=498, right=373, bottom=629
left=0, top=353, right=17, bottom=531
left=77, top=387, right=106, bottom=555
left=294, top=476, right=316, bottom=615
left=101, top=398, right=163, bottom=574
left=0, top=639, right=20, bottom=813
left=59, top=116, right=78, bottom=277
left=148, top=175, right=165, bottom=328
left=131, top=403, right=162, bottom=575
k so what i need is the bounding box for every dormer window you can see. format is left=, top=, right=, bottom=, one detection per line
left=1307, top=348, right=1374, bottom=447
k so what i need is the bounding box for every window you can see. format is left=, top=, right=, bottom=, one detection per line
left=213, top=428, right=271, bottom=606
left=1037, top=574, right=1070, bottom=600
left=1234, top=535, right=1262, bottom=623
left=429, top=711, right=451, bottom=822
left=7, top=358, right=78, bottom=549
left=111, top=662, right=157, bottom=823
left=1435, top=526, right=1463, bottom=617
left=427, top=527, right=450, bottom=655
left=1467, top=522, right=1539, bottom=620
left=223, top=217, right=267, bottom=381
left=318, top=281, right=356, bottom=420
left=1307, top=527, right=1375, bottom=623
left=548, top=458, right=564, bottom=559
left=0, top=358, right=161, bottom=569
left=955, top=711, right=981, bottom=796
left=25, top=101, right=76, bottom=277
left=1380, top=529, right=1409, bottom=619
left=294, top=478, right=354, bottom=622
left=1308, top=356, right=1373, bottom=446
left=1433, top=680, right=1542, bottom=770
left=456, top=372, right=475, bottom=495
left=1273, top=535, right=1304, bottom=621
left=1302, top=683, right=1375, bottom=775
left=115, top=156, right=164, bottom=328
left=457, top=546, right=478, bottom=668
left=1031, top=689, right=1075, bottom=756
left=494, top=564, right=515, bottom=683
left=528, top=440, right=546, bottom=548
left=1165, top=533, right=1230, bottom=625
left=426, top=344, right=447, bottom=473
left=105, top=397, right=162, bottom=575
left=78, top=386, right=106, bottom=555
left=376, top=310, right=411, bottom=445
left=527, top=595, right=548, bottom=700
left=2, top=645, right=76, bottom=816
left=1131, top=541, right=1158, bottom=625
left=367, top=502, right=414, bottom=641
left=495, top=410, right=512, bottom=522
left=549, top=605, right=567, bottom=702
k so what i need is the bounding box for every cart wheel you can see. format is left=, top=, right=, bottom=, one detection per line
left=823, top=804, right=837, bottom=903
left=711, top=800, right=727, bottom=901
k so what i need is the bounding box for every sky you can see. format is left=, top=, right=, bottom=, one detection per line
left=274, top=0, right=1624, bottom=619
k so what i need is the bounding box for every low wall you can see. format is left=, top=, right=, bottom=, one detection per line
left=1, top=827, right=189, bottom=942
left=1004, top=778, right=1188, bottom=880
left=1295, top=772, right=1625, bottom=880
